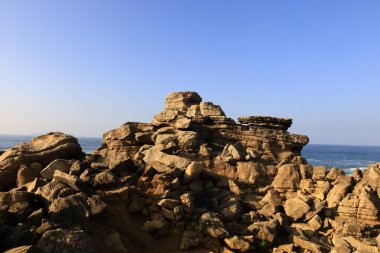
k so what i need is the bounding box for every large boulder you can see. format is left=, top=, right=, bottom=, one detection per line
left=326, top=176, right=353, bottom=208
left=284, top=198, right=310, bottom=221
left=337, top=186, right=380, bottom=222
left=272, top=164, right=300, bottom=193
left=143, top=146, right=191, bottom=169
left=0, top=133, right=83, bottom=190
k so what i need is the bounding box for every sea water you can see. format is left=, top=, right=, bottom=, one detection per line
left=1, top=135, right=379, bottom=174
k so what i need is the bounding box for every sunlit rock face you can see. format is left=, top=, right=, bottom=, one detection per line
left=2, top=91, right=380, bottom=253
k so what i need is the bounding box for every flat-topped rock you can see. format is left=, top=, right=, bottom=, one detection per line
left=238, top=116, right=293, bottom=130
left=165, top=91, right=202, bottom=110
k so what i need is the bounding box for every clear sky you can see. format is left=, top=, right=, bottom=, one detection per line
left=0, top=1, right=379, bottom=145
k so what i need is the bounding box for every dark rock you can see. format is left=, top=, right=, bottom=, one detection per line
left=36, top=229, right=98, bottom=253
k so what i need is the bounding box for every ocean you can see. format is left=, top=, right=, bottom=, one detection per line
left=0, top=135, right=379, bottom=174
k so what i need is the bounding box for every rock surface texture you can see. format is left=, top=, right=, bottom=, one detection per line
left=0, top=91, right=378, bottom=253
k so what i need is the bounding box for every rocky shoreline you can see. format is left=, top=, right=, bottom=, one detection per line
left=1, top=91, right=379, bottom=253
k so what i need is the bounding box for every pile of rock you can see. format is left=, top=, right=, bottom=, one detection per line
left=0, top=91, right=379, bottom=253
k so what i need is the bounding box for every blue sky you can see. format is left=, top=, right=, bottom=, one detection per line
left=0, top=1, right=379, bottom=145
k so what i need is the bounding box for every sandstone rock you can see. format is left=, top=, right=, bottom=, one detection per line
left=158, top=198, right=181, bottom=209
left=199, top=212, right=229, bottom=238
left=36, top=229, right=97, bottom=253
left=0, top=132, right=83, bottom=190
left=176, top=130, right=199, bottom=150
left=48, top=193, right=106, bottom=224
left=199, top=144, right=212, bottom=157
left=245, top=219, right=280, bottom=245
left=161, top=208, right=177, bottom=220
left=272, top=164, right=300, bottom=193
left=326, top=167, right=345, bottom=180
left=224, top=236, right=250, bottom=252
left=236, top=161, right=266, bottom=185
left=219, top=200, right=244, bottom=222
left=352, top=168, right=363, bottom=182
left=333, top=235, right=379, bottom=253
left=40, top=159, right=76, bottom=180
left=37, top=219, right=57, bottom=235
left=221, top=144, right=244, bottom=163
left=299, top=164, right=313, bottom=179
left=25, top=208, right=44, bottom=226
left=183, top=161, right=204, bottom=183
left=142, top=220, right=167, bottom=233
left=0, top=91, right=319, bottom=252
left=181, top=193, right=195, bottom=213
left=238, top=116, right=292, bottom=130
left=164, top=91, right=202, bottom=111
left=337, top=186, right=380, bottom=221
left=326, top=175, right=353, bottom=208
left=307, top=215, right=322, bottom=231
left=17, top=165, right=38, bottom=187
left=355, top=164, right=380, bottom=197
left=312, top=166, right=327, bottom=180
left=304, top=198, right=326, bottom=221
left=292, top=234, right=326, bottom=253
left=0, top=191, right=37, bottom=221
left=258, top=202, right=280, bottom=218
left=228, top=180, right=242, bottom=195
left=3, top=245, right=38, bottom=253
left=143, top=146, right=191, bottom=169
left=93, top=171, right=117, bottom=187
left=35, top=180, right=74, bottom=204
left=53, top=170, right=88, bottom=192
left=284, top=198, right=310, bottom=221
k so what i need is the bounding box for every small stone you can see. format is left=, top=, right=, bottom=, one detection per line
left=199, top=212, right=229, bottom=238
left=93, top=171, right=117, bottom=187
left=199, top=144, right=212, bottom=157
left=174, top=206, right=185, bottom=220
left=53, top=170, right=87, bottom=192
left=17, top=165, right=38, bottom=187
left=224, top=236, right=250, bottom=252
left=162, top=207, right=176, bottom=220
left=142, top=220, right=167, bottom=233
left=183, top=162, right=204, bottom=183
left=307, top=215, right=322, bottom=231
left=158, top=198, right=181, bottom=209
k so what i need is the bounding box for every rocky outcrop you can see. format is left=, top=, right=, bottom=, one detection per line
left=0, top=91, right=379, bottom=253
left=238, top=116, right=292, bottom=130
left=0, top=132, right=83, bottom=190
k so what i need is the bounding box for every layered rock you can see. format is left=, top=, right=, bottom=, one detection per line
left=0, top=91, right=379, bottom=253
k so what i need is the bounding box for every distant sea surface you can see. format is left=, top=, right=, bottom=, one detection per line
left=0, top=135, right=102, bottom=154
left=302, top=144, right=380, bottom=173
left=1, top=135, right=379, bottom=174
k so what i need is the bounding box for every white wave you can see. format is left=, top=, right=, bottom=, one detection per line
left=342, top=167, right=367, bottom=174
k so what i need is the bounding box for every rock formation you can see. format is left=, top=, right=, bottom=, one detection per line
left=0, top=91, right=379, bottom=253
